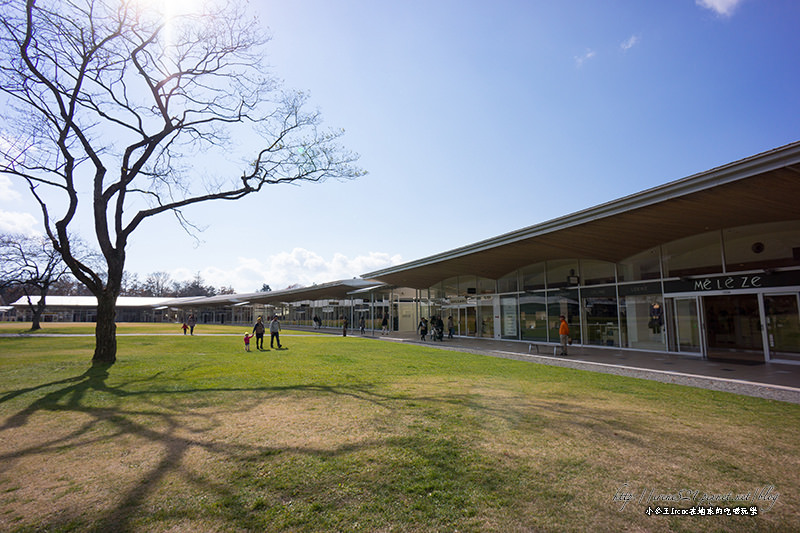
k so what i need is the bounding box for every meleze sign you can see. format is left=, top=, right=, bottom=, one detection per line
left=664, top=270, right=800, bottom=293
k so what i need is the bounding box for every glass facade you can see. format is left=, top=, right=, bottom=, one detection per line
left=618, top=283, right=665, bottom=351
left=723, top=221, right=800, bottom=272
left=410, top=222, right=800, bottom=360
left=618, top=247, right=661, bottom=282
left=662, top=231, right=722, bottom=278
left=520, top=292, right=547, bottom=341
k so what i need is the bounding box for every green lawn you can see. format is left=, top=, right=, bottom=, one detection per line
left=0, top=328, right=798, bottom=532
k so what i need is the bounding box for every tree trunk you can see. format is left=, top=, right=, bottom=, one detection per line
left=30, top=315, right=41, bottom=331
left=93, top=291, right=118, bottom=364
left=25, top=289, right=46, bottom=331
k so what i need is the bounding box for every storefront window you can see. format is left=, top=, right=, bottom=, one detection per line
left=548, top=289, right=580, bottom=344
left=396, top=300, right=417, bottom=332
left=581, top=260, right=616, bottom=285
left=724, top=221, right=800, bottom=272
left=459, top=276, right=477, bottom=296
left=582, top=285, right=618, bottom=346
left=547, top=260, right=579, bottom=289
left=500, top=296, right=518, bottom=339
left=662, top=231, right=722, bottom=278
left=428, top=283, right=444, bottom=300
left=520, top=292, right=547, bottom=341
left=521, top=262, right=546, bottom=291
left=618, top=247, right=661, bottom=282
left=497, top=270, right=519, bottom=294
left=765, top=294, right=800, bottom=358
left=419, top=300, right=430, bottom=324
left=477, top=276, right=496, bottom=294
left=618, top=283, right=665, bottom=351
left=442, top=277, right=459, bottom=297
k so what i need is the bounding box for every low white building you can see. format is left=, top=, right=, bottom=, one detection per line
left=10, top=295, right=178, bottom=323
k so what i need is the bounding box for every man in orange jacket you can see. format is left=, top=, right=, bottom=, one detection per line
left=559, top=315, right=570, bottom=356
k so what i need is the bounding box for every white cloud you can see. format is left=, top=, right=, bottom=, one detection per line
left=0, top=210, right=40, bottom=235
left=170, top=248, right=404, bottom=293
left=621, top=34, right=640, bottom=51
left=696, top=0, right=743, bottom=17
left=0, top=176, right=21, bottom=202
left=575, top=49, right=596, bottom=67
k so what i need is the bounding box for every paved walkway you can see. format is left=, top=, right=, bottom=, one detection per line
left=325, top=328, right=800, bottom=405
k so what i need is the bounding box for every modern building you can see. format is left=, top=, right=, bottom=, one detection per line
left=362, top=141, right=800, bottom=364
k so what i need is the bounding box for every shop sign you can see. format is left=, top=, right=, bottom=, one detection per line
left=664, top=270, right=800, bottom=293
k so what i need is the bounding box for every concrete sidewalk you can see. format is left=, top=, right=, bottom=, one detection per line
left=333, top=328, right=800, bottom=404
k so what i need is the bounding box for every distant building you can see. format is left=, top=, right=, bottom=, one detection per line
left=10, top=296, right=177, bottom=323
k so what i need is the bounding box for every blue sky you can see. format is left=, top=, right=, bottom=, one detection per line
left=1, top=0, right=799, bottom=292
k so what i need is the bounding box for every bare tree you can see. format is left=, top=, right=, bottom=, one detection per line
left=0, top=0, right=364, bottom=363
left=218, top=285, right=235, bottom=295
left=142, top=271, right=173, bottom=297
left=0, top=233, right=69, bottom=330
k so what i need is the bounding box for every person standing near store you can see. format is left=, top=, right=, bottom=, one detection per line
left=252, top=316, right=266, bottom=350
left=558, top=315, right=570, bottom=356
left=342, top=316, right=349, bottom=337
left=418, top=317, right=428, bottom=341
left=447, top=315, right=455, bottom=339
left=381, top=314, right=389, bottom=336
left=270, top=315, right=282, bottom=349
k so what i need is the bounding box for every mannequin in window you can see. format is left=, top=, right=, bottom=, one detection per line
left=649, top=303, right=663, bottom=334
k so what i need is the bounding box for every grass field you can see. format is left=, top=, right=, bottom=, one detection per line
left=1, top=324, right=799, bottom=532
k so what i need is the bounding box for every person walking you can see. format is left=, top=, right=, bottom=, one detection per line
left=559, top=315, right=570, bottom=356
left=381, top=314, right=389, bottom=335
left=342, top=316, right=349, bottom=337
left=447, top=315, right=454, bottom=339
left=359, top=316, right=366, bottom=335
left=252, top=316, right=266, bottom=350
left=187, top=314, right=197, bottom=335
left=270, top=315, right=282, bottom=349
left=418, top=318, right=428, bottom=341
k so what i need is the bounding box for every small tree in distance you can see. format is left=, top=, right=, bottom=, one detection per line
left=0, top=233, right=69, bottom=330
left=0, top=0, right=364, bottom=363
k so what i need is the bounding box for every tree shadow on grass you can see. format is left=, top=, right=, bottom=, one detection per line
left=2, top=361, right=758, bottom=533
left=0, top=362, right=116, bottom=430
left=0, top=362, right=520, bottom=532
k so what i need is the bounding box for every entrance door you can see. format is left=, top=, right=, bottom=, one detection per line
left=765, top=294, right=800, bottom=361
left=465, top=306, right=477, bottom=336
left=478, top=301, right=494, bottom=338
left=666, top=297, right=702, bottom=354
left=442, top=307, right=460, bottom=336
left=703, top=294, right=764, bottom=363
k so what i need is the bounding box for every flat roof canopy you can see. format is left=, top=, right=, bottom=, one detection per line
left=363, top=141, right=800, bottom=288
left=162, top=279, right=383, bottom=308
